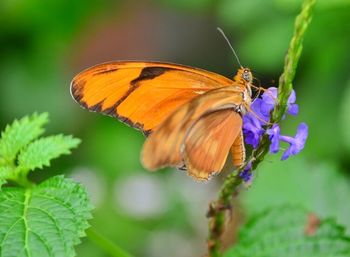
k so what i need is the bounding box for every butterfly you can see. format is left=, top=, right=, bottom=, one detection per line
left=70, top=61, right=253, bottom=180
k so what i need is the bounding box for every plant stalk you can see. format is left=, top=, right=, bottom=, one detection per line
left=207, top=0, right=316, bottom=256
left=86, top=227, right=135, bottom=257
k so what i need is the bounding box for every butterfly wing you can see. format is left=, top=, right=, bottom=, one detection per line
left=142, top=86, right=244, bottom=179
left=230, top=130, right=245, bottom=168
left=71, top=61, right=233, bottom=135
left=184, top=109, right=242, bottom=180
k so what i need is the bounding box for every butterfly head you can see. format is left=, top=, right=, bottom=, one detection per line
left=242, top=68, right=252, bottom=83
left=234, top=67, right=253, bottom=86
left=233, top=67, right=253, bottom=103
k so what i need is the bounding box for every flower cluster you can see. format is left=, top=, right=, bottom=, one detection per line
left=243, top=87, right=308, bottom=159
left=239, top=87, right=308, bottom=182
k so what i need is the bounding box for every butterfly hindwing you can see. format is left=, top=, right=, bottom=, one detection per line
left=184, top=109, right=242, bottom=180
left=141, top=86, right=244, bottom=179
left=230, top=130, right=245, bottom=168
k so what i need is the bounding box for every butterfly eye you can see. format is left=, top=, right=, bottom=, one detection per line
left=242, top=70, right=251, bottom=82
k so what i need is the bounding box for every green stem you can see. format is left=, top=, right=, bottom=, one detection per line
left=86, top=227, right=135, bottom=257
left=272, top=0, right=316, bottom=122
left=6, top=167, right=35, bottom=188
left=15, top=176, right=35, bottom=188
left=207, top=0, right=316, bottom=256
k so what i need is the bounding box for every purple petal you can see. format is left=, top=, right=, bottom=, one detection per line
left=251, top=98, right=263, bottom=111
left=243, top=130, right=261, bottom=148
left=288, top=90, right=296, bottom=104
left=249, top=99, right=270, bottom=124
left=239, top=162, right=253, bottom=183
left=261, top=87, right=277, bottom=105
left=243, top=112, right=265, bottom=149
left=295, top=122, right=308, bottom=144
left=280, top=123, right=308, bottom=160
left=260, top=101, right=274, bottom=117
left=266, top=124, right=281, bottom=153
left=287, top=104, right=299, bottom=115
left=281, top=148, right=292, bottom=160
left=243, top=115, right=261, bottom=129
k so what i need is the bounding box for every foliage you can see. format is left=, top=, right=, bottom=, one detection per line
left=243, top=157, right=350, bottom=234
left=0, top=113, right=80, bottom=187
left=0, top=113, right=48, bottom=164
left=0, top=113, right=92, bottom=257
left=18, top=135, right=80, bottom=172
left=224, top=206, right=350, bottom=257
left=0, top=176, right=92, bottom=257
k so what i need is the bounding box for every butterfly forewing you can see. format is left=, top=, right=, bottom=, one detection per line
left=71, top=61, right=233, bottom=134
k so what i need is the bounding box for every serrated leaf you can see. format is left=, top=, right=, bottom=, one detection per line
left=0, top=176, right=93, bottom=257
left=243, top=157, right=350, bottom=233
left=0, top=113, right=49, bottom=163
left=18, top=135, right=81, bottom=172
left=224, top=206, right=350, bottom=257
left=0, top=166, right=13, bottom=188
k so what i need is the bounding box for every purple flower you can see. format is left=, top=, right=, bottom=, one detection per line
left=242, top=98, right=269, bottom=148
left=260, top=87, right=299, bottom=117
left=250, top=98, right=270, bottom=123
left=286, top=91, right=299, bottom=115
left=266, top=123, right=308, bottom=160
left=280, top=123, right=308, bottom=160
left=260, top=87, right=277, bottom=117
left=243, top=113, right=264, bottom=148
left=239, top=161, right=253, bottom=183
left=242, top=87, right=307, bottom=161
left=266, top=124, right=281, bottom=153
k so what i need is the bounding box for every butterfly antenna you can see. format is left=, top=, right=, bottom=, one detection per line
left=217, top=27, right=243, bottom=67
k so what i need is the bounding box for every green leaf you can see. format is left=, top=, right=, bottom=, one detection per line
left=243, top=156, right=350, bottom=233
left=224, top=206, right=350, bottom=257
left=0, top=113, right=48, bottom=163
left=0, top=166, right=13, bottom=188
left=18, top=135, right=81, bottom=172
left=0, top=176, right=93, bottom=257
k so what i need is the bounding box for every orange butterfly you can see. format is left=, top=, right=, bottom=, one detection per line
left=71, top=61, right=253, bottom=180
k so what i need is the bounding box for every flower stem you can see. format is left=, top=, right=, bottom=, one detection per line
left=86, top=227, right=135, bottom=257
left=272, top=0, right=316, bottom=122
left=206, top=0, right=316, bottom=256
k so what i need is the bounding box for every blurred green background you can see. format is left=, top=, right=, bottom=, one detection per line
left=1, top=0, right=350, bottom=256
